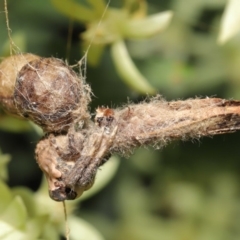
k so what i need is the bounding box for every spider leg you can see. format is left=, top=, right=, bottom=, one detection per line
left=49, top=133, right=80, bottom=161
left=63, top=125, right=118, bottom=190
left=49, top=107, right=117, bottom=201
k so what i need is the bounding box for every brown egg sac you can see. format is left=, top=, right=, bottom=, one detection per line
left=0, top=54, right=40, bottom=117
left=0, top=54, right=91, bottom=133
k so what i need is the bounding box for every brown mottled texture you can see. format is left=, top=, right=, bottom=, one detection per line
left=35, top=97, right=240, bottom=201
left=35, top=133, right=87, bottom=201
left=2, top=55, right=240, bottom=201
left=112, top=97, right=240, bottom=155
left=0, top=54, right=91, bottom=133
left=35, top=120, right=118, bottom=201
left=13, top=57, right=91, bottom=133
left=0, top=54, right=40, bottom=116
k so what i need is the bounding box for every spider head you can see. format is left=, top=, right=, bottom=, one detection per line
left=49, top=186, right=77, bottom=201
left=49, top=184, right=85, bottom=201
left=48, top=177, right=95, bottom=201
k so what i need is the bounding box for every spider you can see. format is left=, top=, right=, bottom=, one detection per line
left=35, top=107, right=118, bottom=201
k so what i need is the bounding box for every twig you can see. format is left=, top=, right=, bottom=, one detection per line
left=35, top=96, right=240, bottom=201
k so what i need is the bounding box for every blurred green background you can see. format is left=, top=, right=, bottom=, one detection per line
left=1, top=0, right=240, bottom=239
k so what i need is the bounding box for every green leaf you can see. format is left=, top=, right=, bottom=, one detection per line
left=82, top=43, right=105, bottom=66
left=68, top=216, right=105, bottom=240
left=40, top=222, right=59, bottom=240
left=12, top=187, right=36, bottom=217
left=0, top=151, right=11, bottom=181
left=0, top=115, right=31, bottom=133
left=0, top=196, right=27, bottom=230
left=87, top=0, right=106, bottom=17
left=111, top=39, right=156, bottom=94
left=218, top=0, right=240, bottom=44
left=51, top=0, right=96, bottom=23
left=0, top=181, right=12, bottom=214
left=1, top=32, right=27, bottom=57
left=0, top=222, right=26, bottom=240
left=123, top=11, right=173, bottom=39
left=26, top=216, right=49, bottom=240
left=29, top=122, right=43, bottom=136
